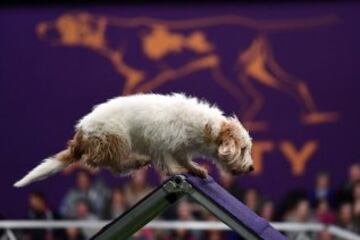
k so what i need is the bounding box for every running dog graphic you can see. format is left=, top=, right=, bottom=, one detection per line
left=36, top=12, right=339, bottom=131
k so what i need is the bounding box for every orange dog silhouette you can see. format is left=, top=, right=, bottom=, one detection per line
left=37, top=12, right=339, bottom=131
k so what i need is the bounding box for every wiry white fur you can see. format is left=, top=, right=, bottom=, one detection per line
left=13, top=158, right=66, bottom=187
left=14, top=93, right=253, bottom=187
left=77, top=93, right=227, bottom=167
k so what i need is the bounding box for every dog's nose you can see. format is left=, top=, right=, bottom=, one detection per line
left=248, top=165, right=254, bottom=172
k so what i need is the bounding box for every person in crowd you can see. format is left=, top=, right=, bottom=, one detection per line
left=102, top=186, right=127, bottom=219
left=124, top=168, right=154, bottom=207
left=63, top=228, right=85, bottom=240
left=314, top=199, right=336, bottom=224
left=74, top=199, right=98, bottom=239
left=352, top=199, right=360, bottom=234
left=350, top=181, right=360, bottom=233
left=336, top=163, right=360, bottom=205
left=166, top=200, right=199, bottom=240
left=285, top=199, right=315, bottom=240
left=59, top=170, right=109, bottom=218
left=260, top=200, right=275, bottom=222
left=218, top=170, right=244, bottom=199
left=201, top=213, right=229, bottom=240
left=309, top=172, right=335, bottom=207
left=243, top=188, right=261, bottom=213
left=336, top=202, right=355, bottom=232
left=317, top=230, right=334, bottom=240
left=352, top=180, right=360, bottom=203
left=24, top=191, right=61, bottom=240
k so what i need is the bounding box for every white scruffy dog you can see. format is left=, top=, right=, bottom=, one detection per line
left=14, top=93, right=254, bottom=187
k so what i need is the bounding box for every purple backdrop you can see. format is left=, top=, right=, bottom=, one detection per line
left=0, top=3, right=359, bottom=218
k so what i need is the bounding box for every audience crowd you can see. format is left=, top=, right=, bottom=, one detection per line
left=3, top=163, right=360, bottom=240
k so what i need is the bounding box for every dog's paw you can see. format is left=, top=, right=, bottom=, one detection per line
left=191, top=167, right=208, bottom=178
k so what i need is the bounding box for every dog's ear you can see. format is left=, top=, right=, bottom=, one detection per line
left=218, top=138, right=236, bottom=158
left=217, top=121, right=237, bottom=158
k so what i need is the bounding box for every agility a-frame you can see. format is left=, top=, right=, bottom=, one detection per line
left=91, top=174, right=287, bottom=240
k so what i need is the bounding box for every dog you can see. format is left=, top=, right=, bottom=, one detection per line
left=14, top=93, right=254, bottom=187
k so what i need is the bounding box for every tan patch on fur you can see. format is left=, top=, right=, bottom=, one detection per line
left=216, top=120, right=242, bottom=169
left=55, top=131, right=84, bottom=164
left=203, top=122, right=213, bottom=144
left=216, top=121, right=239, bottom=145
left=81, top=133, right=130, bottom=171
left=56, top=130, right=130, bottom=173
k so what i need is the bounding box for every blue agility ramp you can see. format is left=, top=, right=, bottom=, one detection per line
left=91, top=174, right=287, bottom=240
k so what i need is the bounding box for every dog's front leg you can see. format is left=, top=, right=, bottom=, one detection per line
left=176, top=155, right=208, bottom=178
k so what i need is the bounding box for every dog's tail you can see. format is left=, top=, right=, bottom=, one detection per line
left=13, top=157, right=67, bottom=188
left=14, top=131, right=83, bottom=188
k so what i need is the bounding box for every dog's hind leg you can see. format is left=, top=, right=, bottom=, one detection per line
left=122, top=152, right=151, bottom=169
left=108, top=152, right=151, bottom=175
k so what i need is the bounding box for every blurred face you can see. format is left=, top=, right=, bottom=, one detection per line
left=66, top=228, right=81, bottom=240
left=294, top=200, right=310, bottom=222
left=260, top=201, right=274, bottom=221
left=316, top=174, right=329, bottom=189
left=29, top=195, right=46, bottom=211
left=219, top=170, right=234, bottom=188
left=132, top=168, right=147, bottom=186
left=317, top=200, right=329, bottom=214
left=76, top=171, right=90, bottom=191
left=318, top=230, right=333, bottom=240
left=349, top=164, right=360, bottom=183
left=76, top=202, right=90, bottom=219
left=353, top=183, right=360, bottom=200
left=244, top=189, right=258, bottom=210
left=176, top=201, right=193, bottom=220
left=338, top=203, right=352, bottom=224
left=353, top=200, right=360, bottom=215
left=112, top=190, right=125, bottom=207
left=217, top=118, right=254, bottom=175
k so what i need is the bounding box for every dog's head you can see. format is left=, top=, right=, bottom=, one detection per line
left=214, top=117, right=254, bottom=175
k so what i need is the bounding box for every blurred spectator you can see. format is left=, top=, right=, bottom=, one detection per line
left=336, top=163, right=360, bottom=205
left=102, top=187, right=127, bottom=219
left=124, top=168, right=154, bottom=206
left=25, top=191, right=60, bottom=240
left=309, top=172, right=335, bottom=207
left=336, top=202, right=355, bottom=232
left=202, top=229, right=225, bottom=240
left=166, top=200, right=199, bottom=240
left=314, top=200, right=336, bottom=224
left=218, top=170, right=244, bottom=199
left=285, top=199, right=314, bottom=240
left=352, top=180, right=360, bottom=202
left=353, top=199, right=360, bottom=234
left=260, top=200, right=275, bottom=221
left=60, top=170, right=108, bottom=218
left=277, top=189, right=307, bottom=221
left=74, top=199, right=98, bottom=239
left=64, top=228, right=85, bottom=240
left=201, top=214, right=229, bottom=240
left=351, top=180, right=360, bottom=233
left=243, top=188, right=261, bottom=212
left=317, top=230, right=334, bottom=240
